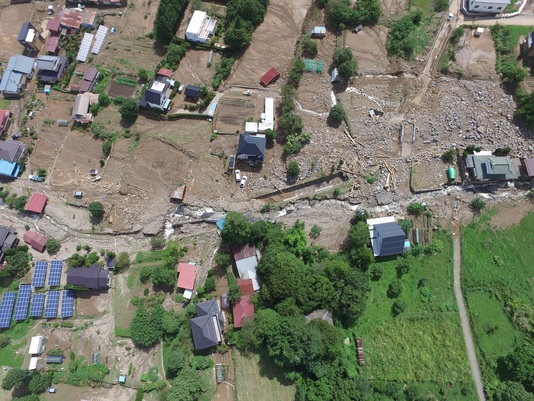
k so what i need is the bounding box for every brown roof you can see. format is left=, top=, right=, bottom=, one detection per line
left=233, top=295, right=254, bottom=328
left=47, top=19, right=61, bottom=32
left=260, top=67, right=280, bottom=86
left=232, top=244, right=257, bottom=261
left=59, top=9, right=83, bottom=30
left=525, top=158, right=534, bottom=177
left=0, top=110, right=11, bottom=133
left=23, top=230, right=47, bottom=252
left=45, top=35, right=59, bottom=53
left=237, top=279, right=254, bottom=296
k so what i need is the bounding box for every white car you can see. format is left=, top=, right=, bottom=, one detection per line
left=447, top=12, right=453, bottom=20
left=240, top=176, right=248, bottom=188
left=235, top=169, right=241, bottom=182
left=47, top=387, right=57, bottom=393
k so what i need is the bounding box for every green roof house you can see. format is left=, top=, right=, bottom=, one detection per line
left=466, top=153, right=519, bottom=181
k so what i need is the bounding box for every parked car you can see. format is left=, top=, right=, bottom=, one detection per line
left=447, top=12, right=453, bottom=20
left=235, top=169, right=241, bottom=182
left=227, top=155, right=235, bottom=172
left=73, top=191, right=83, bottom=199
left=28, top=175, right=45, bottom=182
left=352, top=24, right=363, bottom=33
left=240, top=176, right=248, bottom=188
left=47, top=387, right=57, bottom=393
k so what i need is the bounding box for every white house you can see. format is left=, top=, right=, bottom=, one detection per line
left=468, top=0, right=510, bottom=13
left=29, top=336, right=46, bottom=355
left=185, top=10, right=217, bottom=43
left=258, top=97, right=274, bottom=133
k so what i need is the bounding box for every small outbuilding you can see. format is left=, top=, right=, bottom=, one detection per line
left=18, top=21, right=44, bottom=52
left=25, top=192, right=48, bottom=214
left=23, top=230, right=47, bottom=252
left=169, top=185, right=186, bottom=203
left=176, top=262, right=196, bottom=299
left=0, top=225, right=19, bottom=262
left=29, top=336, right=46, bottom=355
left=67, top=265, right=110, bottom=289
left=367, top=217, right=407, bottom=257
left=184, top=85, right=201, bottom=100
left=311, top=26, right=326, bottom=38
left=260, top=67, right=280, bottom=87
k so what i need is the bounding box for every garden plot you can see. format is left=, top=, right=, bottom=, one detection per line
left=214, top=92, right=261, bottom=134
left=454, top=28, right=498, bottom=79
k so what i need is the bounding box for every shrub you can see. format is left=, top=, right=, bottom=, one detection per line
left=310, top=225, right=322, bottom=239
left=371, top=266, right=383, bottom=281
left=46, top=238, right=61, bottom=254
left=119, top=98, right=139, bottom=123
left=301, top=35, right=318, bottom=58
left=470, top=197, right=486, bottom=212
left=494, top=146, right=511, bottom=156
left=287, top=161, right=300, bottom=177
left=88, top=201, right=104, bottom=218
left=441, top=148, right=457, bottom=163
left=386, top=10, right=426, bottom=60
left=150, top=236, right=166, bottom=250
left=102, top=140, right=112, bottom=156
left=329, top=104, right=346, bottom=124
left=407, top=202, right=427, bottom=216
left=392, top=300, right=406, bottom=316
left=398, top=219, right=413, bottom=235
left=387, top=280, right=403, bottom=298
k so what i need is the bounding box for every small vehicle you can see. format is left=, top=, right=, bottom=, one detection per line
left=227, top=155, right=235, bottom=172
left=73, top=191, right=83, bottom=199
left=352, top=24, right=363, bottom=33
left=240, top=176, right=248, bottom=188
left=178, top=85, right=185, bottom=94
left=447, top=12, right=453, bottom=20
left=28, top=175, right=45, bottom=182
left=47, top=387, right=57, bottom=393
left=235, top=169, right=241, bottom=182
left=243, top=90, right=252, bottom=96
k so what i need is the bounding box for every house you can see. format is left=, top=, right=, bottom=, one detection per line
left=157, top=68, right=172, bottom=79
left=139, top=80, right=172, bottom=111
left=0, top=55, right=35, bottom=97
left=184, top=85, right=201, bottom=101
left=233, top=278, right=255, bottom=328
left=185, top=10, right=217, bottom=44
left=0, top=225, right=19, bottom=262
left=45, top=36, right=60, bottom=55
left=311, top=26, right=326, bottom=38
left=18, top=21, right=44, bottom=52
left=190, top=300, right=224, bottom=351
left=523, top=158, right=534, bottom=177
left=468, top=0, right=509, bottom=13
left=367, top=217, right=407, bottom=257
left=237, top=134, right=266, bottom=162
left=47, top=19, right=61, bottom=34
left=0, top=140, right=26, bottom=178
left=23, top=230, right=47, bottom=252
left=72, top=92, right=99, bottom=123
left=25, top=192, right=48, bottom=214
left=260, top=67, right=280, bottom=87
left=29, top=336, right=46, bottom=355
left=169, top=185, right=186, bottom=203
left=67, top=0, right=125, bottom=6
left=67, top=265, right=110, bottom=289
left=0, top=110, right=12, bottom=134
left=176, top=262, right=196, bottom=299
left=465, top=152, right=519, bottom=181
left=232, top=245, right=261, bottom=291
left=258, top=97, right=274, bottom=133
left=36, top=56, right=68, bottom=84
left=79, top=66, right=99, bottom=93
left=59, top=8, right=97, bottom=32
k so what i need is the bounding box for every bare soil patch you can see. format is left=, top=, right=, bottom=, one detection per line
left=345, top=26, right=391, bottom=75
left=214, top=92, right=261, bottom=134
left=454, top=29, right=498, bottom=79
left=108, top=81, right=137, bottom=98
left=490, top=200, right=534, bottom=229
left=173, top=49, right=221, bottom=88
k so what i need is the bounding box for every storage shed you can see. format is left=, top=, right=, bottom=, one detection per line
left=260, top=68, right=280, bottom=86
left=23, top=230, right=47, bottom=252
left=25, top=193, right=48, bottom=214
left=29, top=336, right=46, bottom=355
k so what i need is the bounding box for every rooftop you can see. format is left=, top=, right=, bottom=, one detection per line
left=25, top=192, right=48, bottom=214
left=23, top=230, right=47, bottom=252
left=176, top=262, right=196, bottom=290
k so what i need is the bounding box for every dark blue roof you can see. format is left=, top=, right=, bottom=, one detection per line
left=237, top=134, right=266, bottom=161
left=18, top=22, right=31, bottom=42
left=375, top=222, right=406, bottom=256
left=185, top=85, right=201, bottom=98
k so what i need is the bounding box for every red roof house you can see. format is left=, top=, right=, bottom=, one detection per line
left=157, top=68, right=172, bottom=78
left=260, top=67, right=280, bottom=86
left=47, top=19, right=61, bottom=33
left=23, top=230, right=47, bottom=252
left=233, top=295, right=254, bottom=328
left=0, top=110, right=12, bottom=134
left=45, top=35, right=60, bottom=54
left=237, top=279, right=254, bottom=296
left=177, top=262, right=196, bottom=290
left=25, top=193, right=48, bottom=214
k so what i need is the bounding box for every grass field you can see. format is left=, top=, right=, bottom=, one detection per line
left=0, top=320, right=34, bottom=368
left=351, top=232, right=477, bottom=399
left=233, top=349, right=296, bottom=401
left=462, top=210, right=534, bottom=381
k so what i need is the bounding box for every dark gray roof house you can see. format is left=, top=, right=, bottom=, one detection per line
left=139, top=79, right=171, bottom=111
left=184, top=85, right=201, bottom=100
left=0, top=225, right=19, bottom=262
left=190, top=300, right=224, bottom=351
left=237, top=134, right=266, bottom=162
left=67, top=265, right=110, bottom=289
left=0, top=140, right=26, bottom=163
left=36, top=56, right=68, bottom=84
left=372, top=222, right=406, bottom=257
left=0, top=55, right=35, bottom=97
left=18, top=21, right=44, bottom=52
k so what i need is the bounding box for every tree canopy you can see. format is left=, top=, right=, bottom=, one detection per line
left=119, top=98, right=139, bottom=123
left=2, top=368, right=32, bottom=390
left=88, top=201, right=104, bottom=218
left=153, top=0, right=187, bottom=44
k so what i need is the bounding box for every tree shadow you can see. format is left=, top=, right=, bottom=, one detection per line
left=256, top=349, right=294, bottom=387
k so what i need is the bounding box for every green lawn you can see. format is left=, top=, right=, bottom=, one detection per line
left=462, top=210, right=534, bottom=381
left=0, top=320, right=34, bottom=368
left=351, top=232, right=476, bottom=399
left=0, top=99, right=11, bottom=109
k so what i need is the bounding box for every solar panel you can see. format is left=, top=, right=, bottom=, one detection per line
left=32, top=261, right=48, bottom=287
left=0, top=292, right=16, bottom=328
left=91, top=25, right=108, bottom=55
left=44, top=291, right=60, bottom=319
left=48, top=260, right=63, bottom=286
left=13, top=284, right=32, bottom=321
left=77, top=32, right=94, bottom=62
left=29, top=293, right=45, bottom=318
left=61, top=290, right=74, bottom=318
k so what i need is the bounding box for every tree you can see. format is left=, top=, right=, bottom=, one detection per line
left=138, top=68, right=149, bottom=82
left=162, top=312, right=180, bottom=335
left=166, top=348, right=185, bottom=378
left=220, top=212, right=252, bottom=245
left=102, top=140, right=112, bottom=157
left=396, top=259, right=411, bottom=276
left=500, top=61, right=527, bottom=86
left=470, top=197, right=486, bottom=213
left=432, top=0, right=448, bottom=11
left=46, top=238, right=61, bottom=254
left=328, top=104, right=346, bottom=124
left=204, top=275, right=216, bottom=293
left=516, top=90, right=534, bottom=127
left=166, top=368, right=203, bottom=401
left=278, top=113, right=304, bottom=136
left=493, top=381, right=534, bottom=401
left=264, top=128, right=276, bottom=141
left=115, top=252, right=131, bottom=272
left=333, top=48, right=353, bottom=66
left=88, top=201, right=104, bottom=219
left=398, top=218, right=413, bottom=235
left=119, top=98, right=139, bottom=123
left=387, top=280, right=402, bottom=298
left=2, top=368, right=32, bottom=390
left=499, top=343, right=534, bottom=391
left=150, top=235, right=166, bottom=250
left=224, top=16, right=253, bottom=49
left=301, top=35, right=318, bottom=58
left=28, top=372, right=52, bottom=394
left=310, top=225, right=322, bottom=239
left=391, top=299, right=406, bottom=316
left=371, top=266, right=383, bottom=280
left=4, top=251, right=31, bottom=278
left=347, top=221, right=370, bottom=249
left=153, top=0, right=188, bottom=43
left=338, top=59, right=357, bottom=81
left=287, top=161, right=300, bottom=178
left=13, top=195, right=28, bottom=211
left=131, top=305, right=161, bottom=347
left=98, top=92, right=111, bottom=108
left=151, top=265, right=177, bottom=287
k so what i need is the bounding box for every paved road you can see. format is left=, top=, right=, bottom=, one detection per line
left=453, top=237, right=486, bottom=401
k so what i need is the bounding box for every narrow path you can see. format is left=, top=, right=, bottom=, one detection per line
left=453, top=237, right=486, bottom=401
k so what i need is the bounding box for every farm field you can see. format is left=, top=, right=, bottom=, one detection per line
left=351, top=232, right=477, bottom=399
left=462, top=207, right=534, bottom=387
left=233, top=349, right=296, bottom=401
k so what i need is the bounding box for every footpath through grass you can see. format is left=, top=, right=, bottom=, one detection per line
left=462, top=210, right=534, bottom=384
left=351, top=232, right=477, bottom=399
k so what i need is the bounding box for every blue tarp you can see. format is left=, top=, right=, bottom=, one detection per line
left=216, top=217, right=225, bottom=231
left=0, top=160, right=19, bottom=178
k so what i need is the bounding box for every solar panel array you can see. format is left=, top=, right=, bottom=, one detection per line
left=13, top=285, right=31, bottom=321
left=32, top=261, right=48, bottom=287
left=29, top=293, right=45, bottom=318
left=61, top=290, right=75, bottom=318
left=91, top=25, right=108, bottom=55
left=44, top=291, right=60, bottom=319
left=48, top=260, right=63, bottom=286
left=0, top=292, right=16, bottom=328
left=77, top=32, right=94, bottom=62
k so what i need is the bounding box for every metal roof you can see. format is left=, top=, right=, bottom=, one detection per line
left=260, top=67, right=280, bottom=86
left=23, top=230, right=47, bottom=252
left=176, top=262, right=196, bottom=290
left=25, top=192, right=48, bottom=214
left=77, top=32, right=94, bottom=62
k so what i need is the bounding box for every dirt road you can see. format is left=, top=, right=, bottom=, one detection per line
left=453, top=237, right=486, bottom=401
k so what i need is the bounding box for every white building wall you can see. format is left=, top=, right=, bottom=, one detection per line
left=468, top=0, right=509, bottom=12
